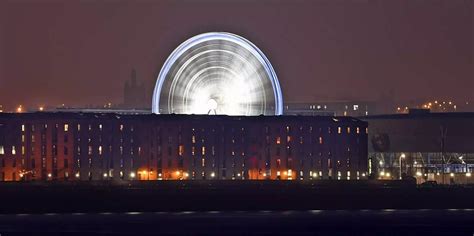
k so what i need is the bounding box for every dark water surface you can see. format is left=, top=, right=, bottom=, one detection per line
left=0, top=209, right=473, bottom=235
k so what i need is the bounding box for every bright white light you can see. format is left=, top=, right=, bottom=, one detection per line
left=152, top=32, right=283, bottom=116
left=416, top=172, right=422, bottom=176
left=130, top=172, right=136, bottom=178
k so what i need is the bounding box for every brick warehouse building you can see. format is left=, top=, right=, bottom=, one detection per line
left=0, top=113, right=368, bottom=182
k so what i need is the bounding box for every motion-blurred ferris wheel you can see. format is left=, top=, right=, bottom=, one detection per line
left=152, top=32, right=283, bottom=116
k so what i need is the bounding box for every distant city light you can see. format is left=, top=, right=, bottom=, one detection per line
left=16, top=105, right=23, bottom=113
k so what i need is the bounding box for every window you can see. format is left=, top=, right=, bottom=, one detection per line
left=21, top=125, right=25, bottom=132
left=347, top=127, right=351, bottom=134
left=319, top=137, right=323, bottom=144
left=88, top=146, right=93, bottom=155
left=77, top=124, right=81, bottom=131
left=12, top=146, right=16, bottom=155
left=353, top=105, right=359, bottom=111
left=120, top=124, right=124, bottom=131
left=356, top=127, right=360, bottom=134
left=201, top=146, right=206, bottom=155
left=338, top=127, right=342, bottom=134
left=178, top=145, right=184, bottom=156
left=99, top=124, right=102, bottom=131
left=0, top=146, right=4, bottom=155
left=64, top=124, right=69, bottom=132
left=98, top=146, right=103, bottom=155
left=276, top=137, right=281, bottom=144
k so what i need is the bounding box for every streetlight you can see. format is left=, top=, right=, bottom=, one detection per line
left=399, top=153, right=406, bottom=179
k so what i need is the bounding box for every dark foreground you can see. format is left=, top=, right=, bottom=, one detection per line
left=0, top=210, right=473, bottom=235
left=1, top=180, right=474, bottom=235
left=1, top=180, right=473, bottom=213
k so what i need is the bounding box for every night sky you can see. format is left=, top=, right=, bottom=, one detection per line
left=0, top=0, right=472, bottom=109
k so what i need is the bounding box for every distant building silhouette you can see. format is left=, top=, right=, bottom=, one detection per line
left=123, top=69, right=147, bottom=109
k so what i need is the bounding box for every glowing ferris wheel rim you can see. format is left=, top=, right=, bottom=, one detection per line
left=152, top=32, right=283, bottom=116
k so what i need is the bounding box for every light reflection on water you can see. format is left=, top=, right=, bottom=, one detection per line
left=5, top=209, right=474, bottom=218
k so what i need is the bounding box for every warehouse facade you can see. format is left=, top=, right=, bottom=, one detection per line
left=0, top=113, right=368, bottom=182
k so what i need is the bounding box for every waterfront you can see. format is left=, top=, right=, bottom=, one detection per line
left=0, top=209, right=472, bottom=235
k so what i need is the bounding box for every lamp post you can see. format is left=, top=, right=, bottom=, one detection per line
left=399, top=153, right=406, bottom=179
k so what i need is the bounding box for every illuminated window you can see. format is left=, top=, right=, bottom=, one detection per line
left=120, top=124, right=124, bottom=131
left=276, top=137, right=281, bottom=144
left=64, top=124, right=69, bottom=132
left=201, top=158, right=205, bottom=167
left=21, top=125, right=25, bottom=132
left=12, top=146, right=16, bottom=155
left=179, top=145, right=184, bottom=156
left=88, top=125, right=92, bottom=131
left=0, top=146, right=4, bottom=155
left=21, top=135, right=25, bottom=143
left=319, top=137, right=323, bottom=144
left=353, top=105, right=359, bottom=111
left=287, top=136, right=291, bottom=143
left=276, top=159, right=281, bottom=168
left=99, top=124, right=102, bottom=131
left=347, top=127, right=351, bottom=134
left=98, top=146, right=103, bottom=155
left=192, top=135, right=196, bottom=144
left=21, top=146, right=25, bottom=155
left=299, top=136, right=303, bottom=144
left=286, top=126, right=290, bottom=133
left=356, top=127, right=360, bottom=134
left=201, top=146, right=206, bottom=155
left=338, top=127, right=342, bottom=134
left=88, top=146, right=93, bottom=155
left=77, top=124, right=81, bottom=131
left=191, top=146, right=195, bottom=156
left=366, top=127, right=368, bottom=134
